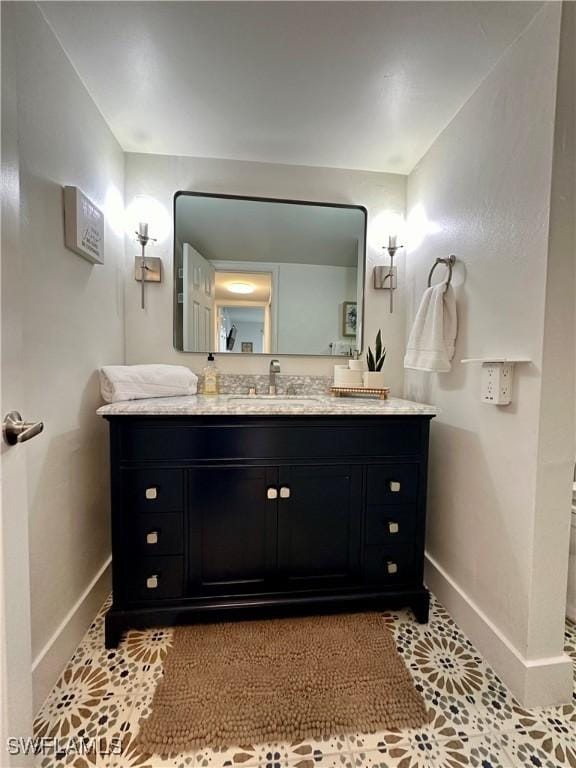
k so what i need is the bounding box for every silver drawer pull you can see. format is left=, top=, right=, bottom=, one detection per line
left=389, top=481, right=401, bottom=493
left=145, top=487, right=158, bottom=500
left=146, top=574, right=159, bottom=589
left=388, top=522, right=399, bottom=534
left=279, top=486, right=291, bottom=499
left=146, top=531, right=159, bottom=545
left=387, top=561, right=398, bottom=575
left=267, top=487, right=278, bottom=500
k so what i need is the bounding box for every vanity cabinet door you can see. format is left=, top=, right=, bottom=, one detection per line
left=187, top=466, right=277, bottom=594
left=276, top=464, right=362, bottom=588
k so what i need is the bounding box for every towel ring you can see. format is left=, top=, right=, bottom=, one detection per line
left=428, top=255, right=456, bottom=287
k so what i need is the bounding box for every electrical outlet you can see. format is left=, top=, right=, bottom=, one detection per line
left=480, top=362, right=513, bottom=405
left=462, top=358, right=530, bottom=406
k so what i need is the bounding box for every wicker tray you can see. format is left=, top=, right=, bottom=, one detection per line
left=330, top=386, right=390, bottom=400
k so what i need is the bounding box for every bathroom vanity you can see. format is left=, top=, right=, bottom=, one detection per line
left=99, top=395, right=436, bottom=647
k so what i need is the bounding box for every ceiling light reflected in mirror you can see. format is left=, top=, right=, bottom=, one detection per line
left=227, top=282, right=255, bottom=295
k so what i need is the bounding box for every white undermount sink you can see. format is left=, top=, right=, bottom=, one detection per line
left=229, top=395, right=323, bottom=406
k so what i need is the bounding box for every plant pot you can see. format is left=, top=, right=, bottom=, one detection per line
left=363, top=371, right=386, bottom=389
left=334, top=366, right=363, bottom=387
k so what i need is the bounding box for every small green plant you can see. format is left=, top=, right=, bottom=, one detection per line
left=366, top=330, right=386, bottom=372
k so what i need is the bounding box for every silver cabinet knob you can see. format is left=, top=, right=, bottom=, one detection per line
left=387, top=561, right=398, bottom=574
left=279, top=486, right=291, bottom=499
left=3, top=411, right=44, bottom=446
left=267, top=487, right=278, bottom=500
left=145, top=487, right=158, bottom=500
left=389, top=481, right=401, bottom=493
left=146, top=574, right=159, bottom=589
left=388, top=522, right=399, bottom=534
left=146, top=531, right=159, bottom=545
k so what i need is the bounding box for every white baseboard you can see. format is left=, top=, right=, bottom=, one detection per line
left=567, top=596, right=576, bottom=623
left=567, top=550, right=576, bottom=622
left=425, top=552, right=573, bottom=707
left=31, top=558, right=111, bottom=714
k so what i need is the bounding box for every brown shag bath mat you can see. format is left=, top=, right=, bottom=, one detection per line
left=137, top=612, right=429, bottom=754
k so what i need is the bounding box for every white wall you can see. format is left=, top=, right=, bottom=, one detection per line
left=404, top=3, right=572, bottom=706
left=276, top=263, right=356, bottom=355
left=233, top=322, right=264, bottom=354
left=124, top=154, right=406, bottom=392
left=7, top=3, right=125, bottom=710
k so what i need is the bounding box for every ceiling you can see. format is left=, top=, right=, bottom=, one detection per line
left=40, top=2, right=542, bottom=174
left=175, top=194, right=364, bottom=267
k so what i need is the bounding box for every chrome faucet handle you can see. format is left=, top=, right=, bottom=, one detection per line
left=269, top=359, right=281, bottom=395
left=248, top=386, right=257, bottom=396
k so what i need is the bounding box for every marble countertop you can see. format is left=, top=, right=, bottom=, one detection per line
left=97, top=394, right=437, bottom=417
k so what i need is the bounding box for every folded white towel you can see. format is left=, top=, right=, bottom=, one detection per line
left=404, top=282, right=457, bottom=372
left=99, top=365, right=198, bottom=403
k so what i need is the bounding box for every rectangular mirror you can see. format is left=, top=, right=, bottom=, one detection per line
left=174, top=192, right=366, bottom=356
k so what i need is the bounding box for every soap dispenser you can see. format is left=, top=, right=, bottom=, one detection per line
left=203, top=353, right=219, bottom=395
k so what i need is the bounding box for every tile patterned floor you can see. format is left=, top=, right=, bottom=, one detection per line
left=33, top=595, right=576, bottom=768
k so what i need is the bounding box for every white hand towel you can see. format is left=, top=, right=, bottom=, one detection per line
left=99, top=365, right=198, bottom=403
left=404, top=282, right=457, bottom=372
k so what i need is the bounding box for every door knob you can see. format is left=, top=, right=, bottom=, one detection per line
left=267, top=487, right=278, bottom=500
left=279, top=486, right=291, bottom=499
left=3, top=411, right=44, bottom=446
left=389, top=481, right=401, bottom=493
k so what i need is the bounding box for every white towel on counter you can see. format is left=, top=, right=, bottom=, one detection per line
left=99, top=365, right=198, bottom=403
left=404, top=282, right=457, bottom=372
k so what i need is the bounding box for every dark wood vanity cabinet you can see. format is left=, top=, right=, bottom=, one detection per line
left=104, top=415, right=433, bottom=647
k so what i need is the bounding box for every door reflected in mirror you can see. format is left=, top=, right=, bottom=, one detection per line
left=174, top=192, right=366, bottom=356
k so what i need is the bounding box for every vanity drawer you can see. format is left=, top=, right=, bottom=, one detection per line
left=126, top=555, right=185, bottom=601
left=120, top=421, right=422, bottom=462
left=122, top=469, right=183, bottom=514
left=364, top=545, right=415, bottom=584
left=365, top=505, right=416, bottom=545
left=131, top=513, right=184, bottom=556
left=366, top=464, right=419, bottom=504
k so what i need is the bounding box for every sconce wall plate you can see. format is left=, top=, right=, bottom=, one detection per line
left=373, top=265, right=397, bottom=290
left=135, top=257, right=162, bottom=283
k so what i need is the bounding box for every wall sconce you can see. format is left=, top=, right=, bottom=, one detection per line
left=373, top=235, right=404, bottom=313
left=134, top=222, right=162, bottom=310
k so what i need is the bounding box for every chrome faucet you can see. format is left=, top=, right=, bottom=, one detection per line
left=269, top=359, right=281, bottom=395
